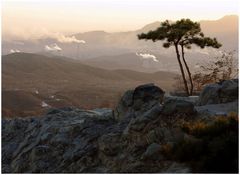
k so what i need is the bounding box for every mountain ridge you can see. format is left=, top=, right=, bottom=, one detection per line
left=2, top=15, right=238, bottom=59
left=2, top=52, right=178, bottom=117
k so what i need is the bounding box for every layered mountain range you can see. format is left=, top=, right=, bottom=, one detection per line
left=2, top=15, right=238, bottom=117
left=3, top=15, right=238, bottom=73
left=2, top=53, right=177, bottom=117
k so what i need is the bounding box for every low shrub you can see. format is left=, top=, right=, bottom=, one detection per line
left=168, top=116, right=238, bottom=173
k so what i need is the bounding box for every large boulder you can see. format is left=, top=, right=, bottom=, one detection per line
left=114, top=90, right=134, bottom=121
left=114, top=83, right=164, bottom=121
left=132, top=83, right=165, bottom=110
left=198, top=79, right=238, bottom=106
left=219, top=79, right=238, bottom=103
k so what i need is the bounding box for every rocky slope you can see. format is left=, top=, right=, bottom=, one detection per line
left=2, top=80, right=238, bottom=173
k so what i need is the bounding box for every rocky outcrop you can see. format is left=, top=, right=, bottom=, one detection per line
left=164, top=95, right=199, bottom=105
left=114, top=83, right=164, bottom=121
left=3, top=80, right=238, bottom=173
left=195, top=100, right=238, bottom=117
left=2, top=84, right=191, bottom=173
left=198, top=79, right=238, bottom=106
left=2, top=109, right=117, bottom=173
left=162, top=99, right=196, bottom=116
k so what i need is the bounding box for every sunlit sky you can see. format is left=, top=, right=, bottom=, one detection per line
left=2, top=0, right=239, bottom=40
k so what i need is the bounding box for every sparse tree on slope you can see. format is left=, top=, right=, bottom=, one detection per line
left=138, top=19, right=222, bottom=96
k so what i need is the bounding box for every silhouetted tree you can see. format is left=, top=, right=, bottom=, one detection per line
left=138, top=19, right=222, bottom=96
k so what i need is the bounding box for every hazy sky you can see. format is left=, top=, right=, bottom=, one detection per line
left=2, top=0, right=239, bottom=40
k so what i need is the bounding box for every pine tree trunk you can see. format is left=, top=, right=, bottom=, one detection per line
left=174, top=44, right=189, bottom=96
left=181, top=45, right=194, bottom=95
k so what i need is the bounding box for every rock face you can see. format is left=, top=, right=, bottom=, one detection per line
left=2, top=83, right=192, bottom=173
left=162, top=99, right=196, bottom=116
left=4, top=79, right=238, bottom=173
left=195, top=100, right=238, bottom=117
left=198, top=79, right=238, bottom=106
left=2, top=109, right=117, bottom=173
left=164, top=95, right=199, bottom=105
left=141, top=143, right=162, bottom=160
left=114, top=83, right=164, bottom=121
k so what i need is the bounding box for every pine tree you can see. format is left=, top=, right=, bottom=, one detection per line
left=138, top=19, right=222, bottom=95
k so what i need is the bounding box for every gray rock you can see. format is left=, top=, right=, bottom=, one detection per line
left=220, top=79, right=238, bottom=103
left=198, top=84, right=221, bottom=105
left=98, top=133, right=121, bottom=156
left=127, top=104, right=162, bottom=131
left=92, top=108, right=114, bottom=120
left=141, top=143, right=162, bottom=160
left=2, top=108, right=117, bottom=173
left=164, top=95, right=199, bottom=105
left=132, top=83, right=165, bottom=110
left=114, top=90, right=134, bottom=121
left=162, top=162, right=191, bottom=173
left=162, top=99, right=195, bottom=115
left=195, top=100, right=238, bottom=118
left=198, top=79, right=238, bottom=106
left=47, top=107, right=76, bottom=115
left=114, top=84, right=165, bottom=121
left=2, top=84, right=196, bottom=173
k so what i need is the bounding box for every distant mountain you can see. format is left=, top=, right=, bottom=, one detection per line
left=2, top=15, right=237, bottom=58
left=81, top=52, right=179, bottom=73
left=200, top=15, right=238, bottom=50
left=73, top=15, right=238, bottom=55
left=2, top=52, right=178, bottom=117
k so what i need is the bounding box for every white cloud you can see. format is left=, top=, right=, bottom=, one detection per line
left=41, top=101, right=50, bottom=108
left=136, top=52, right=159, bottom=62
left=3, top=26, right=86, bottom=44
left=10, top=49, right=21, bottom=53
left=54, top=34, right=86, bottom=44
left=45, top=43, right=62, bottom=51
left=40, top=30, right=86, bottom=44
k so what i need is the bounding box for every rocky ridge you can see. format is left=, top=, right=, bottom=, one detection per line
left=2, top=80, right=238, bottom=173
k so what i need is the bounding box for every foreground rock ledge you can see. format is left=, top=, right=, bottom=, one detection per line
left=2, top=81, right=238, bottom=173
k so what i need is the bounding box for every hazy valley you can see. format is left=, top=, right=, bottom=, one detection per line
left=2, top=15, right=238, bottom=118
left=2, top=52, right=177, bottom=117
